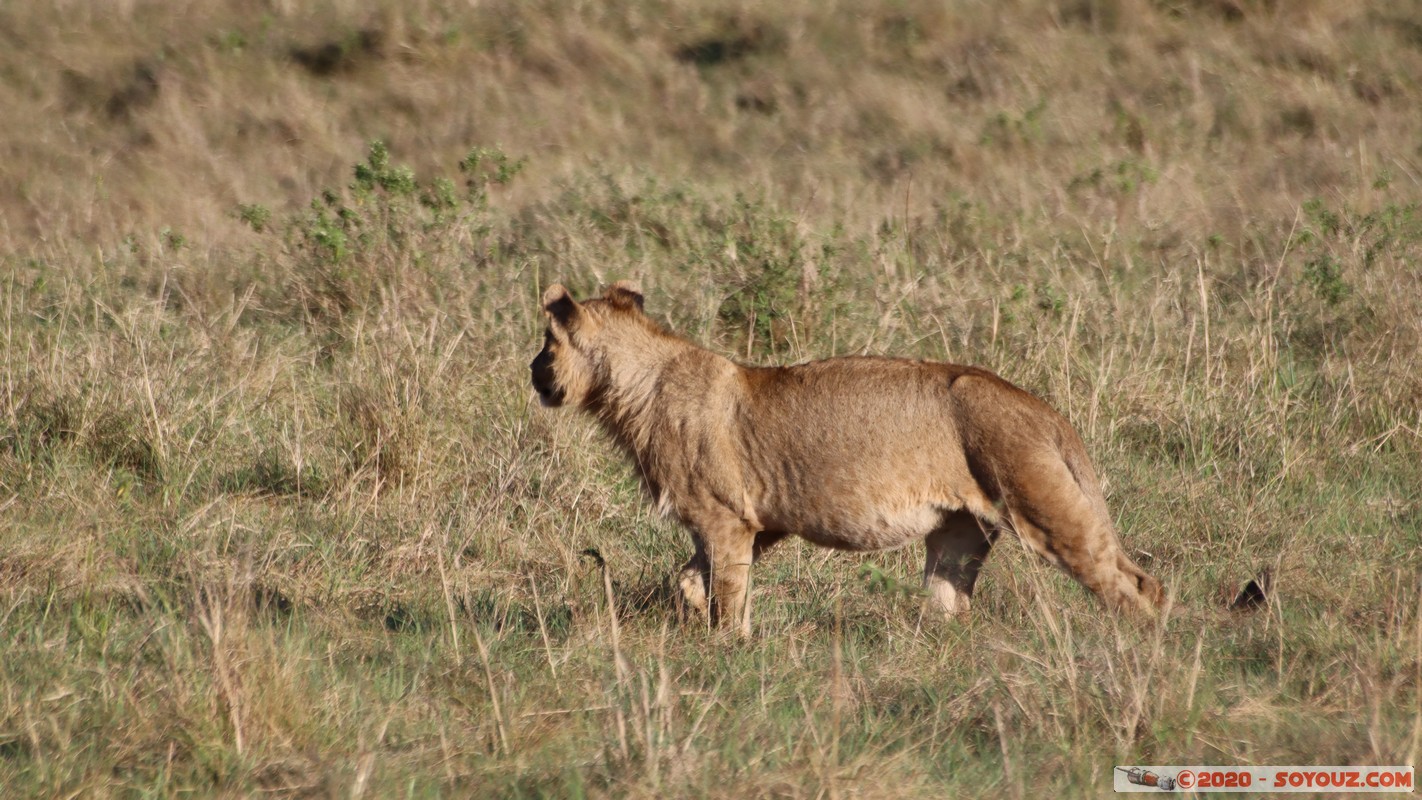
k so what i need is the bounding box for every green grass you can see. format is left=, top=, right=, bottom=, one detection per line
left=2, top=0, right=1422, bottom=796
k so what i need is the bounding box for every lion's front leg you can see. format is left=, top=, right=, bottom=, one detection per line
left=676, top=529, right=772, bottom=630
left=677, top=510, right=756, bottom=636
left=706, top=522, right=756, bottom=637
left=674, top=539, right=710, bottom=622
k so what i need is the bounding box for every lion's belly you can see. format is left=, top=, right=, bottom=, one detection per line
left=772, top=501, right=949, bottom=552
left=737, top=423, right=991, bottom=551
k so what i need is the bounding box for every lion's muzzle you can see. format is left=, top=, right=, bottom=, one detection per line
left=529, top=347, right=564, bottom=407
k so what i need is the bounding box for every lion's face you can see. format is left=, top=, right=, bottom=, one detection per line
left=529, top=324, right=589, bottom=407
left=530, top=282, right=645, bottom=408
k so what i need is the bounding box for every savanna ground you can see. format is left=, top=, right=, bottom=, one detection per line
left=2, top=0, right=1421, bottom=796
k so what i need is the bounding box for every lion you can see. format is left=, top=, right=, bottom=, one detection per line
left=530, top=281, right=1164, bottom=635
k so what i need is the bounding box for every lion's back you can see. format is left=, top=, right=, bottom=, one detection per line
left=738, top=355, right=1035, bottom=450
left=730, top=357, right=1018, bottom=546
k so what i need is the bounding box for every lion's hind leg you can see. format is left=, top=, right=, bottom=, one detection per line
left=924, top=512, right=999, bottom=617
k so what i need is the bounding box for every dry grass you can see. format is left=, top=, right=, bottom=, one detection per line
left=2, top=0, right=1421, bottom=796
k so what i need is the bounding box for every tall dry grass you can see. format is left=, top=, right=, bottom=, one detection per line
left=2, top=0, right=1420, bottom=796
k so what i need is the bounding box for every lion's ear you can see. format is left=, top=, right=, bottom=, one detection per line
left=606, top=280, right=644, bottom=312
left=542, top=284, right=579, bottom=327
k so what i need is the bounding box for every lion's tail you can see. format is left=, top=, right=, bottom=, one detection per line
left=1057, top=428, right=1112, bottom=526
left=1053, top=425, right=1166, bottom=615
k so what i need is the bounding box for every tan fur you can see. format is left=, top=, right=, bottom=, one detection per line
left=531, top=282, right=1164, bottom=635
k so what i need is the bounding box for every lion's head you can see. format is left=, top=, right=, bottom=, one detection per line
left=529, top=281, right=646, bottom=408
